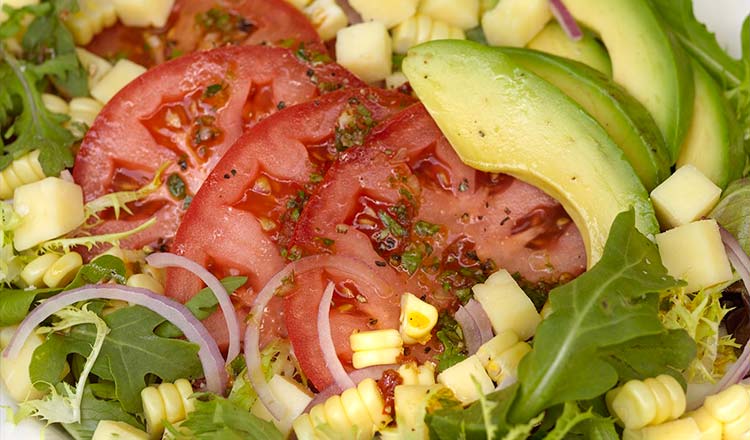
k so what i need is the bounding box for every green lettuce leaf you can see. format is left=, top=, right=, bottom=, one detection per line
left=62, top=386, right=144, bottom=440
left=710, top=177, right=750, bottom=255
left=173, top=394, right=283, bottom=440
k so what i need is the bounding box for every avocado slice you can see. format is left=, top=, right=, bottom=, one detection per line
left=501, top=47, right=671, bottom=191
left=402, top=40, right=658, bottom=266
left=527, top=22, right=612, bottom=77
left=677, top=60, right=745, bottom=189
left=562, top=0, right=694, bottom=163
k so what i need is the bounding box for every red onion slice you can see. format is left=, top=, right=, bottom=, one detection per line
left=455, top=305, right=483, bottom=355
left=465, top=299, right=494, bottom=346
left=2, top=285, right=227, bottom=394
left=146, top=252, right=240, bottom=365
left=318, top=281, right=356, bottom=391
left=548, top=0, right=583, bottom=41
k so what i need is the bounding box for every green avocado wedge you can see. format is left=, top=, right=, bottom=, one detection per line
left=562, top=0, right=694, bottom=163
left=402, top=40, right=659, bottom=267
left=527, top=22, right=612, bottom=77
left=677, top=60, right=745, bottom=189
left=501, top=47, right=671, bottom=191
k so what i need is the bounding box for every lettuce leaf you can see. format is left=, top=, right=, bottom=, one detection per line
left=173, top=394, right=283, bottom=440
left=710, top=177, right=750, bottom=255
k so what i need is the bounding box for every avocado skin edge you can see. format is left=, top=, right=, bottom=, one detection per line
left=501, top=47, right=671, bottom=192
left=403, top=40, right=658, bottom=267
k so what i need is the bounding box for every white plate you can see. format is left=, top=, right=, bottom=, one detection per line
left=2, top=1, right=749, bottom=438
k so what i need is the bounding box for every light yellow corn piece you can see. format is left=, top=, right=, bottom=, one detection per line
left=685, top=408, right=722, bottom=440
left=292, top=414, right=317, bottom=440
left=416, top=362, right=436, bottom=385
left=394, top=384, right=447, bottom=439
left=399, top=361, right=437, bottom=386
left=127, top=273, right=165, bottom=294
left=358, top=378, right=390, bottom=428
left=476, top=330, right=518, bottom=375
left=69, top=97, right=104, bottom=127
left=142, top=386, right=167, bottom=439
left=20, top=253, right=61, bottom=287
left=419, top=0, right=479, bottom=30
left=643, top=377, right=674, bottom=425
left=92, top=420, right=149, bottom=440
left=341, top=387, right=375, bottom=440
left=623, top=417, right=702, bottom=440
left=704, top=384, right=750, bottom=424
left=113, top=0, right=174, bottom=28
left=323, top=395, right=354, bottom=435
left=391, top=14, right=465, bottom=54
left=655, top=375, right=685, bottom=421
left=0, top=333, right=47, bottom=402
left=724, top=408, right=750, bottom=440
left=64, top=0, right=117, bottom=45
left=43, top=251, right=83, bottom=288
left=348, top=0, right=418, bottom=28
left=141, top=379, right=195, bottom=439
left=91, top=59, right=147, bottom=104
left=174, top=378, right=196, bottom=413
left=251, top=375, right=313, bottom=436
left=42, top=93, right=70, bottom=115
left=76, top=48, right=113, bottom=89
left=305, top=0, right=348, bottom=41
left=608, top=375, right=686, bottom=430
left=350, top=329, right=402, bottom=351
left=141, top=264, right=166, bottom=286
left=352, top=347, right=402, bottom=369
left=487, top=341, right=531, bottom=389
left=0, top=150, right=46, bottom=199
left=399, top=293, right=438, bottom=344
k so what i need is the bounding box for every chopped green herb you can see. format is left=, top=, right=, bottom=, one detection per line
left=401, top=247, right=423, bottom=274
left=378, top=210, right=407, bottom=238
left=435, top=312, right=467, bottom=372
left=414, top=220, right=441, bottom=236
left=167, top=173, right=187, bottom=199
left=203, top=83, right=223, bottom=98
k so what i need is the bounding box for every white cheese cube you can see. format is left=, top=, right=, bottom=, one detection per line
left=13, top=177, right=85, bottom=251
left=650, top=165, right=721, bottom=229
left=0, top=333, right=46, bottom=402
left=76, top=48, right=113, bottom=89
left=394, top=384, right=446, bottom=439
left=305, top=0, right=348, bottom=41
left=92, top=420, right=149, bottom=440
left=436, top=355, right=494, bottom=404
left=336, top=21, right=392, bottom=83
left=113, top=0, right=173, bottom=28
left=90, top=59, right=147, bottom=104
left=251, top=375, right=313, bottom=436
left=419, top=0, right=479, bottom=30
left=0, top=0, right=39, bottom=23
left=349, top=0, right=418, bottom=28
left=655, top=220, right=733, bottom=293
left=472, top=269, right=541, bottom=340
left=482, top=0, right=552, bottom=47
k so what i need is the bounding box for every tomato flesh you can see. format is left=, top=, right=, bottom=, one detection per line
left=73, top=45, right=363, bottom=255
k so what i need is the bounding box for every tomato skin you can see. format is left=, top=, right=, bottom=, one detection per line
left=73, top=45, right=364, bottom=255
left=165, top=87, right=414, bottom=354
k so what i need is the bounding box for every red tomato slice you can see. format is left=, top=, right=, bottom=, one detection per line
left=86, top=0, right=324, bottom=66
left=73, top=45, right=364, bottom=255
left=165, top=87, right=414, bottom=356
left=289, top=104, right=586, bottom=386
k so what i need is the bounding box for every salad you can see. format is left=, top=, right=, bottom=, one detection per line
left=0, top=0, right=749, bottom=439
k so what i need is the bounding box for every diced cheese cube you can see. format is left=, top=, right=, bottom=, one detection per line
left=436, top=355, right=494, bottom=404
left=472, top=269, right=541, bottom=340
left=650, top=165, right=721, bottom=229
left=394, top=384, right=446, bottom=439
left=13, top=177, right=85, bottom=251
left=90, top=59, right=147, bottom=104
left=92, top=420, right=149, bottom=440
left=482, top=0, right=552, bottom=47
left=419, top=0, right=479, bottom=30
left=251, top=375, right=313, bottom=436
left=349, top=0, right=418, bottom=28
left=335, top=21, right=392, bottom=83
left=385, top=71, right=408, bottom=89
left=76, top=48, right=113, bottom=89
left=305, top=0, right=348, bottom=41
left=0, top=333, right=46, bottom=402
left=655, top=220, right=733, bottom=293
left=0, top=0, right=39, bottom=23
left=113, top=0, right=174, bottom=28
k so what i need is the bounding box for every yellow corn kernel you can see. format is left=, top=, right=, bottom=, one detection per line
left=323, top=395, right=354, bottom=435
left=476, top=330, right=519, bottom=379
left=20, top=253, right=61, bottom=287
left=127, top=273, right=164, bottom=294
left=357, top=378, right=390, bottom=428
left=654, top=375, right=685, bottom=420
left=685, top=408, right=722, bottom=440
left=41, top=93, right=69, bottom=115
left=398, top=362, right=420, bottom=385
left=643, top=378, right=672, bottom=425
left=43, top=251, right=83, bottom=288
left=623, top=417, right=702, bottom=440
left=76, top=47, right=113, bottom=88
left=13, top=150, right=46, bottom=183
left=341, top=387, right=375, bottom=440
left=309, top=403, right=327, bottom=426
left=488, top=341, right=531, bottom=389
left=352, top=347, right=402, bottom=369
left=174, top=379, right=195, bottom=413
left=609, top=380, right=658, bottom=430
left=292, top=413, right=317, bottom=440
left=69, top=97, right=104, bottom=127
left=92, top=420, right=149, bottom=440
left=724, top=407, right=750, bottom=440
left=704, top=384, right=750, bottom=423
left=63, top=0, right=117, bottom=45
left=142, top=386, right=166, bottom=439
left=350, top=329, right=403, bottom=351
left=416, top=362, right=436, bottom=385
left=2, top=167, right=24, bottom=197
left=399, top=293, right=438, bottom=344
left=157, top=383, right=186, bottom=424
left=304, top=0, right=348, bottom=41
left=141, top=264, right=166, bottom=286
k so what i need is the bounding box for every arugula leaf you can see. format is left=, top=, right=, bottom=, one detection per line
left=426, top=385, right=513, bottom=440
left=62, top=386, right=144, bottom=440
left=0, top=286, right=59, bottom=326
left=174, top=394, right=283, bottom=440
left=66, top=255, right=128, bottom=290
left=434, top=312, right=467, bottom=372
left=508, top=210, right=688, bottom=422
left=30, top=305, right=203, bottom=413
left=154, top=276, right=246, bottom=338
left=710, top=177, right=750, bottom=254
left=541, top=402, right=613, bottom=440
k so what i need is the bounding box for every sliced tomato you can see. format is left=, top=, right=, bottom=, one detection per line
left=289, top=104, right=586, bottom=384
left=86, top=0, right=324, bottom=67
left=72, top=45, right=364, bottom=256
left=164, top=87, right=414, bottom=356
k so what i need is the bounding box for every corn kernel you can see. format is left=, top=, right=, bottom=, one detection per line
left=686, top=408, right=722, bottom=440
left=323, top=395, right=353, bottom=434
left=655, top=375, right=685, bottom=420
left=141, top=386, right=166, bottom=438
left=704, top=384, right=750, bottom=423
left=350, top=329, right=403, bottom=351
left=292, top=414, right=317, bottom=440
left=643, top=377, right=672, bottom=425
left=610, top=380, right=658, bottom=429
left=352, top=347, right=402, bottom=369
left=43, top=251, right=83, bottom=288
left=399, top=293, right=438, bottom=344
left=127, top=273, right=164, bottom=294
left=723, top=404, right=750, bottom=440
left=357, top=378, right=390, bottom=428
left=41, top=93, right=69, bottom=115
left=341, top=387, right=375, bottom=439
left=20, top=253, right=61, bottom=287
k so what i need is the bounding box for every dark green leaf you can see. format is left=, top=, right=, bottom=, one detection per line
left=0, top=286, right=59, bottom=326
left=426, top=385, right=514, bottom=440
left=154, top=276, right=246, bottom=338
left=177, top=394, right=283, bottom=440
left=62, top=386, right=143, bottom=440
left=434, top=312, right=467, bottom=372
left=414, top=220, right=440, bottom=236
left=65, top=255, right=128, bottom=290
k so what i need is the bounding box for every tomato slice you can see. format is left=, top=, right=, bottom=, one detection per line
left=288, top=104, right=586, bottom=387
left=164, top=87, right=414, bottom=354
left=72, top=45, right=364, bottom=256
left=86, top=0, right=324, bottom=66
